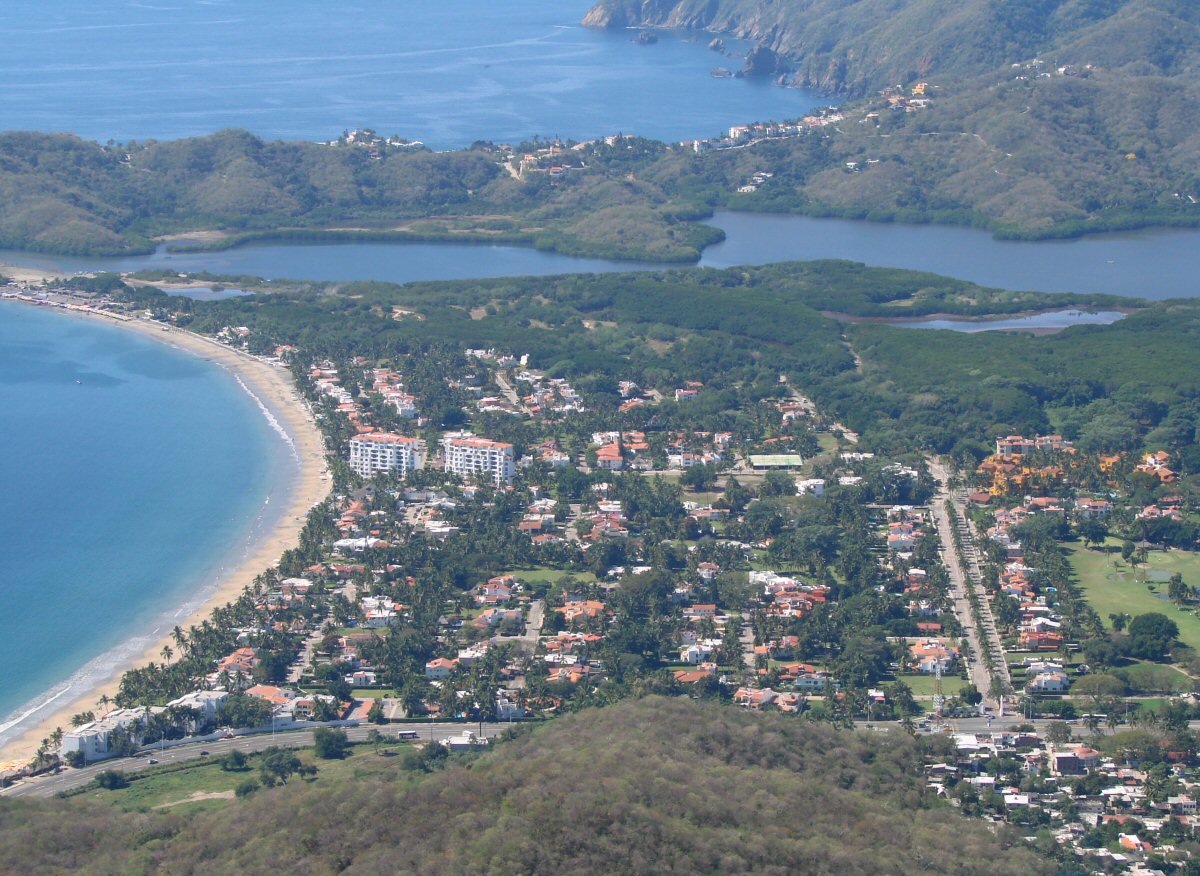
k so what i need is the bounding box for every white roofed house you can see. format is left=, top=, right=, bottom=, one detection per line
left=1027, top=669, right=1070, bottom=692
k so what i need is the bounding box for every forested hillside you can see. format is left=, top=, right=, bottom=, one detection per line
left=0, top=698, right=1049, bottom=875
left=0, top=131, right=713, bottom=260
left=585, top=0, right=1200, bottom=93
left=586, top=0, right=1200, bottom=235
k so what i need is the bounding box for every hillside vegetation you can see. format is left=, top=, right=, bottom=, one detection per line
left=114, top=259, right=1200, bottom=461
left=586, top=0, right=1200, bottom=235
left=0, top=131, right=712, bottom=261
left=0, top=698, right=1049, bottom=875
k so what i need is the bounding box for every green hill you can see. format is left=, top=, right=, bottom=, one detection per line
left=585, top=0, right=1200, bottom=235
left=584, top=0, right=1200, bottom=93
left=0, top=698, right=1049, bottom=875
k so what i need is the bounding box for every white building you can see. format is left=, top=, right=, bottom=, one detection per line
left=796, top=478, right=826, bottom=497
left=349, top=432, right=427, bottom=478
left=441, top=433, right=515, bottom=485
left=60, top=708, right=151, bottom=763
left=165, top=690, right=229, bottom=732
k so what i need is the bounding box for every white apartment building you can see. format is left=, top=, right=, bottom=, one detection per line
left=349, top=432, right=427, bottom=478
left=60, top=708, right=152, bottom=762
left=440, top=433, right=515, bottom=485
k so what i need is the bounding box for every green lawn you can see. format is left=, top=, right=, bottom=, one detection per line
left=1111, top=661, right=1194, bottom=695
left=892, top=673, right=964, bottom=697
left=79, top=741, right=417, bottom=813
left=1070, top=542, right=1200, bottom=650
left=816, top=433, right=840, bottom=454
left=509, top=568, right=596, bottom=586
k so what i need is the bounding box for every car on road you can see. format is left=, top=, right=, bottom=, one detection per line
left=199, top=750, right=210, bottom=756
left=147, top=758, right=159, bottom=764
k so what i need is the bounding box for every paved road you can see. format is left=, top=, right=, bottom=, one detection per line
left=1, top=722, right=509, bottom=799
left=929, top=456, right=1012, bottom=699
left=493, top=371, right=529, bottom=415
left=496, top=600, right=545, bottom=654
left=929, top=456, right=999, bottom=703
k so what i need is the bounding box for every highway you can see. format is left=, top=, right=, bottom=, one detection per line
left=1, top=722, right=508, bottom=799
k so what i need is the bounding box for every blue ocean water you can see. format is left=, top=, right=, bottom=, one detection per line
left=0, top=1, right=820, bottom=147
left=0, top=302, right=291, bottom=742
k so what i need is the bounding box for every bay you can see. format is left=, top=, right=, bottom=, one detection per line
left=0, top=302, right=290, bottom=743
left=0, top=0, right=819, bottom=148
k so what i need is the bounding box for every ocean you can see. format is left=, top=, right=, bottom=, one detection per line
left=0, top=0, right=820, bottom=148
left=0, top=302, right=291, bottom=744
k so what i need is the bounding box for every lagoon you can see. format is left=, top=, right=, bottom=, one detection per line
left=5, top=211, right=1200, bottom=299
left=879, top=310, right=1128, bottom=333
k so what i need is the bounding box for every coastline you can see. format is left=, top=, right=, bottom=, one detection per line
left=0, top=303, right=331, bottom=767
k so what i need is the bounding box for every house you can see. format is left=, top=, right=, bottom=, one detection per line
left=909, top=638, right=957, bottom=673
left=495, top=691, right=525, bottom=720
left=1027, top=669, right=1070, bottom=692
left=425, top=657, right=458, bottom=679
left=595, top=441, right=624, bottom=471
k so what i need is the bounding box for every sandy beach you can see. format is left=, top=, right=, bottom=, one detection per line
left=0, top=305, right=331, bottom=767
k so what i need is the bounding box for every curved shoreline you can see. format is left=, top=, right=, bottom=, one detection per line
left=0, top=306, right=331, bottom=768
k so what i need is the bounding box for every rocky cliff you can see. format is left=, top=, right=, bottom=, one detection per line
left=582, top=0, right=1200, bottom=96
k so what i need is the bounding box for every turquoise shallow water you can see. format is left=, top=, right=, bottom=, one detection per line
left=0, top=302, right=292, bottom=745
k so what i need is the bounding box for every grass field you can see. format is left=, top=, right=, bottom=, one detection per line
left=510, top=568, right=596, bottom=586
left=1111, top=661, right=1194, bottom=695
left=78, top=741, right=417, bottom=813
left=1070, top=542, right=1200, bottom=651
left=894, top=673, right=970, bottom=697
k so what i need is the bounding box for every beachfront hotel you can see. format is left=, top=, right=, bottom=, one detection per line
left=440, top=433, right=516, bottom=486
left=349, top=432, right=427, bottom=478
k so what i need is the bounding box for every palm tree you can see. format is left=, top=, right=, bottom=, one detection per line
left=97, top=693, right=112, bottom=716
left=161, top=644, right=174, bottom=665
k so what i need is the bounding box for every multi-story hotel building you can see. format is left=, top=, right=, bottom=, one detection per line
left=440, top=433, right=515, bottom=485
left=349, top=432, right=427, bottom=478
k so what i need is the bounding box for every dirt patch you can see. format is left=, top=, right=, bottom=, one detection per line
left=155, top=790, right=236, bottom=810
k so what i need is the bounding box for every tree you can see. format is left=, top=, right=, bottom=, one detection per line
left=1046, top=721, right=1072, bottom=745
left=220, top=750, right=248, bottom=772
left=259, top=747, right=303, bottom=786
left=1077, top=518, right=1108, bottom=549
left=1108, top=612, right=1131, bottom=633
left=313, top=726, right=350, bottom=760
left=367, top=700, right=385, bottom=724
left=1168, top=573, right=1189, bottom=605
left=95, top=770, right=128, bottom=790
left=1121, top=541, right=1136, bottom=563
left=1127, top=613, right=1179, bottom=661
left=958, top=683, right=983, bottom=706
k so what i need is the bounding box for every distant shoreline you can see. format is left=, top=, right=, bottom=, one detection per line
left=0, top=300, right=332, bottom=767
